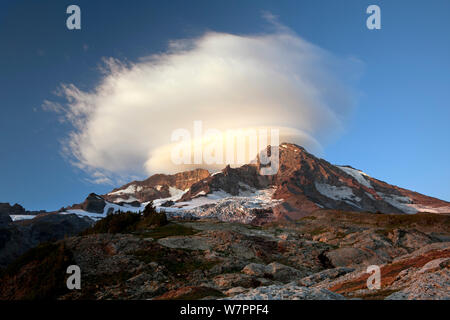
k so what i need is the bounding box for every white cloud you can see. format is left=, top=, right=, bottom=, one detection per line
left=46, top=21, right=359, bottom=183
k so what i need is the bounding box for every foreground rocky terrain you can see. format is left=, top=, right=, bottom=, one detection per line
left=1, top=209, right=448, bottom=300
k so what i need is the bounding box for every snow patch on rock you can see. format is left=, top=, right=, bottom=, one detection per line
left=315, top=182, right=361, bottom=202
left=108, top=184, right=143, bottom=196
left=337, top=166, right=372, bottom=189
left=377, top=193, right=417, bottom=214
left=10, top=215, right=36, bottom=221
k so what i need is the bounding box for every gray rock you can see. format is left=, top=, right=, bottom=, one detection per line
left=242, top=262, right=305, bottom=282
left=266, top=262, right=305, bottom=282
left=212, top=273, right=258, bottom=289
left=297, top=267, right=355, bottom=287
left=242, top=263, right=268, bottom=277
left=222, top=282, right=346, bottom=300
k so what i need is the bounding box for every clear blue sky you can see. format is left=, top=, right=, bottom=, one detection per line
left=0, top=0, right=449, bottom=210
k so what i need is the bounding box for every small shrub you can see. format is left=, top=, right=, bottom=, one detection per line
left=82, top=202, right=168, bottom=235
left=82, top=211, right=141, bottom=235
left=137, top=202, right=168, bottom=229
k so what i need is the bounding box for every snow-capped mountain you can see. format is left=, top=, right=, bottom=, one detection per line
left=56, top=143, right=449, bottom=224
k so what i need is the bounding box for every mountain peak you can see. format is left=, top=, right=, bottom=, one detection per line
left=60, top=142, right=449, bottom=223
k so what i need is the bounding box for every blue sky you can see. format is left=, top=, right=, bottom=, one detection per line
left=0, top=0, right=449, bottom=211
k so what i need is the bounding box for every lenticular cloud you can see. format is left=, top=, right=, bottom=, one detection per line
left=46, top=23, right=358, bottom=183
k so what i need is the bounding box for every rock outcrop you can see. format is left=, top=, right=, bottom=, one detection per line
left=68, top=193, right=106, bottom=213
left=104, top=169, right=210, bottom=203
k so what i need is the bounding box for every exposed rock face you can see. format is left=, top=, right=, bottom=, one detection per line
left=69, top=193, right=106, bottom=213
left=103, top=169, right=210, bottom=203
left=0, top=203, right=26, bottom=215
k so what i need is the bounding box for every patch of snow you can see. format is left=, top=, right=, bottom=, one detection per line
left=315, top=182, right=361, bottom=203
left=10, top=215, right=35, bottom=221
left=193, top=191, right=207, bottom=198
left=408, top=204, right=450, bottom=214
left=337, top=166, right=372, bottom=189
left=151, top=187, right=188, bottom=207
left=114, top=196, right=138, bottom=203
left=379, top=194, right=450, bottom=214
left=61, top=200, right=149, bottom=220
left=108, top=184, right=143, bottom=196
left=168, top=187, right=185, bottom=200
left=377, top=193, right=417, bottom=214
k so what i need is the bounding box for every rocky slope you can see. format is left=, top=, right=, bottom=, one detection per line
left=1, top=210, right=448, bottom=300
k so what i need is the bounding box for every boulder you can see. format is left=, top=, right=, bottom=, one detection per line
left=242, top=262, right=305, bottom=282
left=266, top=262, right=305, bottom=282
left=324, top=247, right=379, bottom=268
left=213, top=273, right=259, bottom=289
left=241, top=263, right=268, bottom=277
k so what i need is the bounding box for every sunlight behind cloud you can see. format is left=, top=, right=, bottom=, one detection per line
left=46, top=22, right=359, bottom=183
